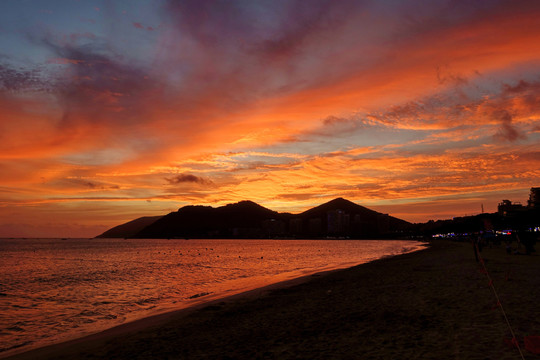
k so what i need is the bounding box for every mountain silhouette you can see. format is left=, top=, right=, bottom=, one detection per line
left=97, top=198, right=412, bottom=239
left=295, top=197, right=410, bottom=238
left=300, top=197, right=378, bottom=217
left=133, top=200, right=286, bottom=239
left=97, top=216, right=163, bottom=238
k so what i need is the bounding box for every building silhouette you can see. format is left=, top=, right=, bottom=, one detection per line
left=528, top=187, right=540, bottom=209
left=498, top=199, right=525, bottom=216
left=327, top=209, right=347, bottom=235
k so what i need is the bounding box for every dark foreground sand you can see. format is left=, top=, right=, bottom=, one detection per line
left=4, top=240, right=540, bottom=359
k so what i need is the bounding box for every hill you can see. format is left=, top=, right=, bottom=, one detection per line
left=134, top=200, right=287, bottom=239
left=293, top=197, right=411, bottom=238
left=96, top=216, right=163, bottom=238
left=97, top=198, right=412, bottom=239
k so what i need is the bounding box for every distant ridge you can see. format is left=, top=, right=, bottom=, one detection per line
left=297, top=197, right=410, bottom=237
left=97, top=198, right=412, bottom=239
left=301, top=197, right=377, bottom=217
left=96, top=216, right=163, bottom=238
left=134, top=200, right=283, bottom=239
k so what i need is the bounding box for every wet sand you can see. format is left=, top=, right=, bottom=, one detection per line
left=4, top=240, right=540, bottom=359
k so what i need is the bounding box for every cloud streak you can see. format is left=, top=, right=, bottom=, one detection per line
left=165, top=174, right=212, bottom=185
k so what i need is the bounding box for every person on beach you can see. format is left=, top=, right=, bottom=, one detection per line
left=472, top=235, right=480, bottom=262
left=477, top=234, right=484, bottom=252
left=512, top=231, right=523, bottom=255
left=505, top=239, right=512, bottom=254
left=518, top=231, right=536, bottom=255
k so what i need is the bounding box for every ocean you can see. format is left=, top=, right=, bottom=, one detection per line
left=0, top=238, right=425, bottom=356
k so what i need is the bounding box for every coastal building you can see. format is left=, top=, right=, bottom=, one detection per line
left=351, top=214, right=365, bottom=235
left=262, top=219, right=285, bottom=237
left=327, top=209, right=348, bottom=235
left=498, top=199, right=526, bottom=216
left=308, top=218, right=322, bottom=236
left=528, top=187, right=540, bottom=209
left=377, top=213, right=390, bottom=233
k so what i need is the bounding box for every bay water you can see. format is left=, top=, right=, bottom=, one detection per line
left=0, top=238, right=425, bottom=356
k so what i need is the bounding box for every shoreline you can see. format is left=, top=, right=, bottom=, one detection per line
left=5, top=240, right=540, bottom=359
left=1, top=266, right=358, bottom=359
left=0, top=272, right=330, bottom=359
left=1, top=244, right=427, bottom=359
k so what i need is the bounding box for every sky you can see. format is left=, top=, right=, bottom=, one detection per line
left=1, top=0, right=539, bottom=238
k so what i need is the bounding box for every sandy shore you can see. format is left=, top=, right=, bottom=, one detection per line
left=4, top=240, right=540, bottom=359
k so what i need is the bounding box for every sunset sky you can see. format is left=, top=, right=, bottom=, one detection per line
left=1, top=0, right=540, bottom=237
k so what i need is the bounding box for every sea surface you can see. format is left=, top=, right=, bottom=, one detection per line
left=0, top=238, right=425, bottom=356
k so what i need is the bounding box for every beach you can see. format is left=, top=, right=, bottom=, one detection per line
left=4, top=240, right=540, bottom=359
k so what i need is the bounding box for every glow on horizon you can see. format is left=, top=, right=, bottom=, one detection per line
left=1, top=0, right=540, bottom=237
